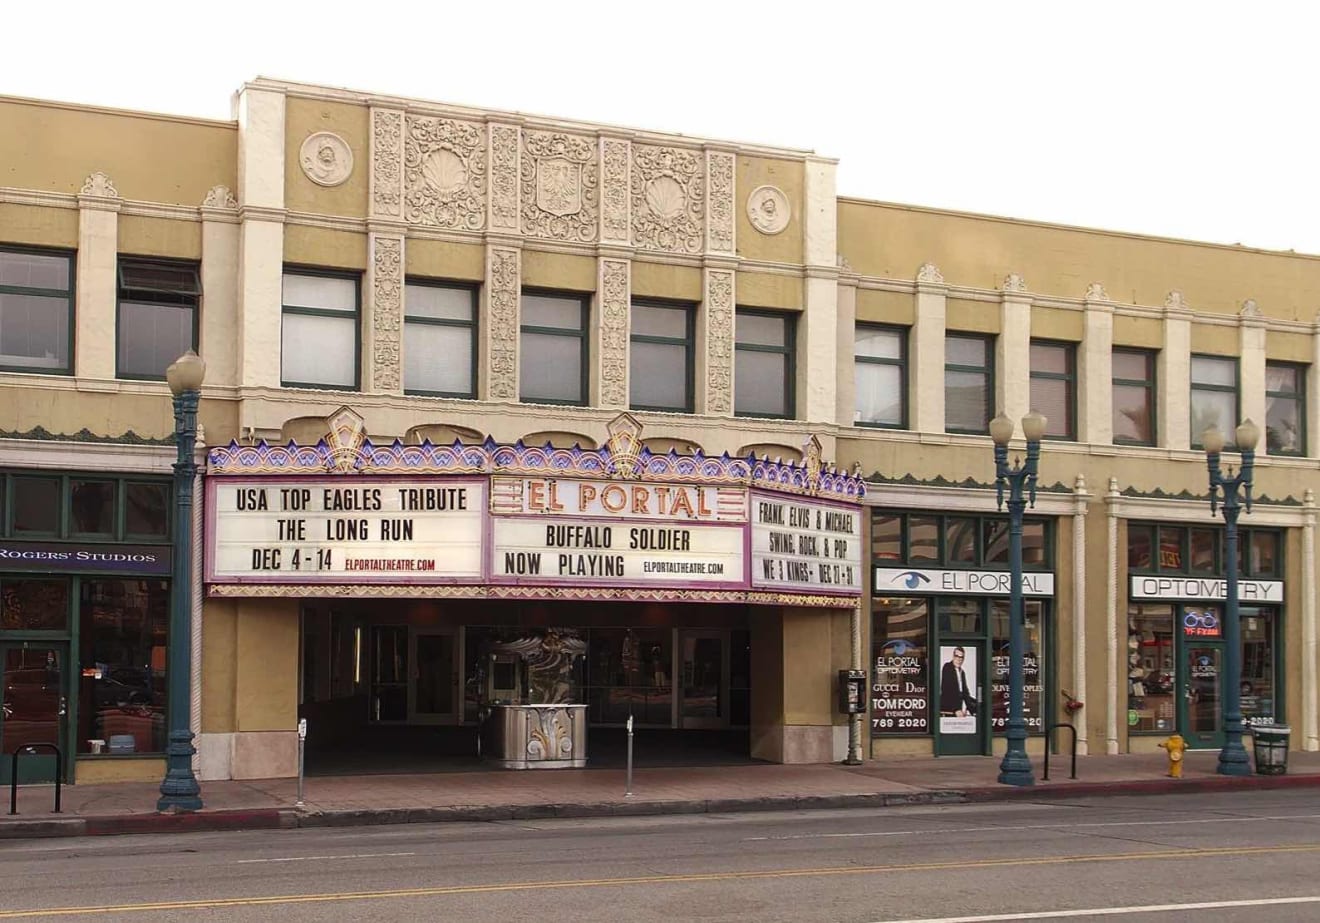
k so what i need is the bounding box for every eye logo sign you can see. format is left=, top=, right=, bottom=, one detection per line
left=882, top=639, right=913, bottom=656
left=892, top=571, right=931, bottom=589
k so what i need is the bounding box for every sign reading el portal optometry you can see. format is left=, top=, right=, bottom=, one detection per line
left=874, top=567, right=1056, bottom=597
left=489, top=477, right=747, bottom=587
left=750, top=491, right=862, bottom=593
left=207, top=477, right=485, bottom=583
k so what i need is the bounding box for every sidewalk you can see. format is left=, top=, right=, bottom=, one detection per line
left=4, top=750, right=1319, bottom=839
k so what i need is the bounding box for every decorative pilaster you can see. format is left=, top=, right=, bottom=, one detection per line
left=1080, top=283, right=1114, bottom=444
left=1238, top=299, right=1267, bottom=440
left=199, top=186, right=240, bottom=388
left=367, top=234, right=405, bottom=394
left=701, top=268, right=735, bottom=415
left=76, top=172, right=122, bottom=381
left=599, top=137, right=631, bottom=246
left=1072, top=474, right=1091, bottom=756
left=1310, top=312, right=1320, bottom=460
left=487, top=121, right=521, bottom=233
left=484, top=246, right=521, bottom=401
left=1104, top=476, right=1121, bottom=755
left=997, top=273, right=1031, bottom=423
left=1160, top=291, right=1193, bottom=449
left=1304, top=489, right=1318, bottom=751
left=369, top=108, right=404, bottom=220
left=705, top=150, right=736, bottom=256
left=235, top=84, right=286, bottom=389
left=596, top=259, right=631, bottom=408
left=835, top=271, right=858, bottom=424
left=800, top=158, right=839, bottom=424
left=913, top=262, right=947, bottom=434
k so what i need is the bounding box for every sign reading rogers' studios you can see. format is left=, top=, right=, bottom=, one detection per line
left=207, top=477, right=486, bottom=582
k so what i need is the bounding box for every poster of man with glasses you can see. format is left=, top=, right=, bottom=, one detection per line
left=939, top=645, right=978, bottom=734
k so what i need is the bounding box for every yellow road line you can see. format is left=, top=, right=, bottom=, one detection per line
left=5, top=843, right=1319, bottom=918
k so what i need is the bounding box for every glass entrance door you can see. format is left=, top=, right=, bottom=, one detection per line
left=1181, top=643, right=1224, bottom=749
left=936, top=642, right=985, bottom=756
left=679, top=631, right=728, bottom=729
left=370, top=626, right=408, bottom=723
left=409, top=630, right=458, bottom=724
left=0, top=644, right=67, bottom=783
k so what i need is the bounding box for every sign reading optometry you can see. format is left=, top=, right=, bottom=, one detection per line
left=874, top=567, right=1056, bottom=597
left=1129, top=575, right=1283, bottom=602
left=207, top=478, right=486, bottom=582
left=751, top=492, right=862, bottom=593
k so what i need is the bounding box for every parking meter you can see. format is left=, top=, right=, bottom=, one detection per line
left=838, top=669, right=867, bottom=715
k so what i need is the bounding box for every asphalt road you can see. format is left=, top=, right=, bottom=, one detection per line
left=2, top=789, right=1320, bottom=921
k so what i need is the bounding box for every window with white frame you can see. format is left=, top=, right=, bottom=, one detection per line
left=944, top=333, right=993, bottom=435
left=1028, top=340, right=1076, bottom=439
left=404, top=280, right=477, bottom=398
left=281, top=269, right=360, bottom=389
left=520, top=290, right=588, bottom=405
left=630, top=300, right=694, bottom=413
left=1265, top=362, right=1305, bottom=456
left=1112, top=348, right=1157, bottom=446
left=1190, top=355, right=1238, bottom=448
left=854, top=324, right=906, bottom=428
left=0, top=247, right=73, bottom=374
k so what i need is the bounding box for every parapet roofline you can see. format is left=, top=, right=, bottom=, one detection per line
left=0, top=92, right=236, bottom=130
left=245, top=76, right=832, bottom=162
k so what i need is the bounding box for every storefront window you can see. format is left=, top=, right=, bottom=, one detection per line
left=945, top=517, right=976, bottom=564
left=1158, top=527, right=1183, bottom=569
left=1189, top=528, right=1216, bottom=573
left=1, top=578, right=69, bottom=630
left=70, top=479, right=114, bottom=535
left=938, top=598, right=980, bottom=634
left=991, top=601, right=1043, bottom=733
left=585, top=628, right=671, bottom=725
left=1250, top=532, right=1279, bottom=576
left=1241, top=608, right=1276, bottom=727
left=1128, top=525, right=1153, bottom=570
left=982, top=519, right=1046, bottom=567
left=12, top=475, right=59, bottom=535
left=125, top=483, right=169, bottom=537
left=871, top=598, right=929, bottom=735
left=77, top=579, right=169, bottom=754
left=871, top=515, right=901, bottom=563
left=908, top=517, right=938, bottom=562
left=1127, top=605, right=1175, bottom=733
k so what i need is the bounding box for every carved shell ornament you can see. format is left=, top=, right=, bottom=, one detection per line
left=422, top=148, right=469, bottom=193
left=300, top=132, right=353, bottom=187
left=747, top=185, right=790, bottom=235
left=644, top=175, right=687, bottom=219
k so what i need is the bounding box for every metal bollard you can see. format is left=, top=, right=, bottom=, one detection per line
left=625, top=714, right=634, bottom=797
left=295, top=718, right=307, bottom=808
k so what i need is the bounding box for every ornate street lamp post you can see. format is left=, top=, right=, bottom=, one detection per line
left=157, top=350, right=206, bottom=812
left=1202, top=419, right=1259, bottom=777
left=990, top=410, right=1046, bottom=787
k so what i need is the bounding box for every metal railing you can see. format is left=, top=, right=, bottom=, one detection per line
left=8, top=743, right=64, bottom=815
left=1042, top=722, right=1077, bottom=781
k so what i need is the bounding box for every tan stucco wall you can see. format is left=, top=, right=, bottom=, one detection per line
left=1190, top=324, right=1237, bottom=356
left=1031, top=307, right=1083, bottom=341
left=283, top=96, right=369, bottom=218
left=0, top=97, right=236, bottom=205
left=856, top=289, right=914, bottom=326
left=1266, top=330, right=1311, bottom=363
left=0, top=203, right=78, bottom=248
left=736, top=271, right=802, bottom=310
left=1112, top=315, right=1164, bottom=349
left=750, top=606, right=785, bottom=761
left=0, top=389, right=173, bottom=440
left=633, top=262, right=703, bottom=301
left=201, top=599, right=238, bottom=733
left=946, top=299, right=999, bottom=335
left=284, top=225, right=367, bottom=270
left=736, top=156, right=805, bottom=265
left=118, top=215, right=202, bottom=260
left=234, top=599, right=300, bottom=732
left=75, top=758, right=165, bottom=784
left=523, top=250, right=596, bottom=292
left=838, top=199, right=1320, bottom=320
left=405, top=238, right=485, bottom=282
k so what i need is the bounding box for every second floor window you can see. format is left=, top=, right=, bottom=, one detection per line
left=1265, top=362, right=1305, bottom=456
left=945, top=333, right=992, bottom=434
left=0, top=246, right=73, bottom=375
left=630, top=300, right=694, bottom=413
left=854, top=325, right=906, bottom=428
left=1113, top=348, right=1156, bottom=445
left=281, top=269, right=360, bottom=390
left=520, top=291, right=588, bottom=405
left=1029, top=340, right=1075, bottom=439
left=117, top=258, right=200, bottom=380
left=735, top=309, right=794, bottom=418
left=404, top=281, right=477, bottom=398
left=1190, top=355, right=1238, bottom=448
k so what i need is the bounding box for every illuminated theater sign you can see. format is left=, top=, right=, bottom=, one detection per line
left=203, top=410, right=866, bottom=603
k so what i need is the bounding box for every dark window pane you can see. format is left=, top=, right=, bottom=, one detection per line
left=736, top=313, right=787, bottom=348
left=946, top=335, right=987, bottom=367
left=908, top=517, right=939, bottom=562
left=945, top=368, right=990, bottom=432
left=1190, top=528, right=1216, bottom=573
left=1128, top=525, right=1153, bottom=570
left=405, top=283, right=473, bottom=322
left=118, top=301, right=195, bottom=379
left=1031, top=377, right=1072, bottom=438
left=12, top=476, right=59, bottom=534
left=0, top=579, right=69, bottom=630
left=984, top=520, right=1009, bottom=566
left=1022, top=521, right=1046, bottom=567
left=633, top=303, right=689, bottom=339
left=630, top=339, right=688, bottom=410
left=71, top=480, right=114, bottom=535
left=871, top=515, right=902, bottom=562
left=1030, top=342, right=1069, bottom=374
left=126, top=483, right=169, bottom=537
left=0, top=292, right=71, bottom=371
left=1128, top=604, right=1175, bottom=734
left=1113, top=382, right=1154, bottom=444
left=1112, top=350, right=1151, bottom=381
left=78, top=579, right=170, bottom=754
left=1158, top=527, right=1183, bottom=570
left=938, top=598, right=980, bottom=634
left=1251, top=532, right=1279, bottom=576
left=522, top=293, right=584, bottom=331
left=735, top=349, right=789, bottom=417
left=1241, top=609, right=1275, bottom=726
left=118, top=261, right=199, bottom=295
left=0, top=250, right=70, bottom=289
left=872, top=598, right=929, bottom=736
left=946, top=517, right=976, bottom=564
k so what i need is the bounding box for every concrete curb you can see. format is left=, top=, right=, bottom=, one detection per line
left=2, top=774, right=1316, bottom=840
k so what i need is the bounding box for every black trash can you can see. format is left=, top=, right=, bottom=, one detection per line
left=1249, top=724, right=1291, bottom=775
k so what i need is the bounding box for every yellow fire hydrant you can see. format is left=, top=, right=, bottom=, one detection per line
left=1159, top=734, right=1187, bottom=778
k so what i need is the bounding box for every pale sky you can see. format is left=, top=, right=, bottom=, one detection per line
left=7, top=2, right=1317, bottom=254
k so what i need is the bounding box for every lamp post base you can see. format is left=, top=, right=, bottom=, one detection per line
left=1216, top=740, right=1252, bottom=777
left=156, top=729, right=203, bottom=813
left=997, top=749, right=1036, bottom=787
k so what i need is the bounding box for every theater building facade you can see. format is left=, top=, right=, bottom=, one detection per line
left=0, top=78, right=1317, bottom=782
